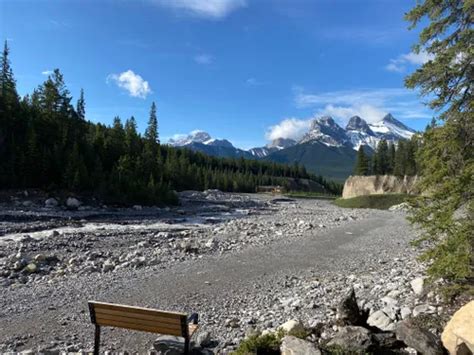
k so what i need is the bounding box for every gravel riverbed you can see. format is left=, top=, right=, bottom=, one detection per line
left=0, top=191, right=436, bottom=354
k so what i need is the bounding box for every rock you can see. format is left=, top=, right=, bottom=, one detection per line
left=280, top=335, right=321, bottom=355
left=153, top=335, right=185, bottom=354
left=13, top=260, right=26, bottom=271
left=22, top=200, right=33, bottom=207
left=389, top=202, right=412, bottom=211
left=196, top=331, right=212, bottom=348
left=66, top=197, right=81, bottom=209
left=367, top=310, right=395, bottom=331
left=441, top=301, right=474, bottom=354
left=396, top=320, right=444, bottom=355
left=102, top=259, right=115, bottom=273
left=279, top=320, right=305, bottom=334
left=400, top=307, right=412, bottom=320
left=45, top=198, right=58, bottom=207
left=337, top=288, right=365, bottom=326
left=412, top=304, right=436, bottom=317
left=25, top=263, right=37, bottom=273
left=327, top=326, right=374, bottom=352
left=410, top=277, right=424, bottom=295
left=34, top=254, right=46, bottom=263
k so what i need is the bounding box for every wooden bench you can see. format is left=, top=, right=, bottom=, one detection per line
left=88, top=301, right=199, bottom=355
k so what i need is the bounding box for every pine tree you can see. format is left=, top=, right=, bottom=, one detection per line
left=145, top=101, right=159, bottom=145
left=353, top=146, right=369, bottom=176
left=0, top=41, right=18, bottom=110
left=76, top=88, right=85, bottom=120
left=374, top=139, right=389, bottom=175
left=393, top=140, right=406, bottom=176
left=405, top=0, right=473, bottom=286
left=388, top=143, right=396, bottom=174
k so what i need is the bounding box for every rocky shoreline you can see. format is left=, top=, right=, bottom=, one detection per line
left=0, top=190, right=458, bottom=354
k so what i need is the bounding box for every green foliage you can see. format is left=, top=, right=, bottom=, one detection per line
left=232, top=330, right=284, bottom=355
left=0, top=44, right=342, bottom=206
left=404, top=0, right=473, bottom=287
left=353, top=138, right=420, bottom=177
left=353, top=145, right=369, bottom=175
left=334, top=194, right=412, bottom=210
left=284, top=192, right=337, bottom=199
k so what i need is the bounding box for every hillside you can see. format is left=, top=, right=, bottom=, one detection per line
left=263, top=141, right=358, bottom=182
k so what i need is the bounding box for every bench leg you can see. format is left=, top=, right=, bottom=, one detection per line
left=94, top=325, right=101, bottom=355
left=184, top=337, right=190, bottom=355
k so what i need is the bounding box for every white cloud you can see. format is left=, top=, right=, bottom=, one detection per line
left=386, top=50, right=434, bottom=73
left=293, top=87, right=432, bottom=125
left=246, top=77, right=263, bottom=86
left=107, top=70, right=152, bottom=99
left=317, top=104, right=387, bottom=124
left=41, top=70, right=53, bottom=76
left=266, top=118, right=311, bottom=141
left=153, top=0, right=246, bottom=19
left=194, top=54, right=214, bottom=65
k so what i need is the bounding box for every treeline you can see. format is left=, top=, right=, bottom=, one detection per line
left=0, top=42, right=340, bottom=205
left=353, top=137, right=420, bottom=176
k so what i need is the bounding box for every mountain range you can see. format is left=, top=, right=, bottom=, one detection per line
left=168, top=114, right=416, bottom=181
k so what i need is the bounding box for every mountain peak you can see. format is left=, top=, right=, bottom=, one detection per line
left=346, top=116, right=373, bottom=134
left=267, top=137, right=296, bottom=149
left=301, top=116, right=348, bottom=146
left=168, top=130, right=212, bottom=146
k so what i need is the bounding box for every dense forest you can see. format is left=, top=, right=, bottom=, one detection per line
left=352, top=137, right=420, bottom=176
left=0, top=42, right=341, bottom=205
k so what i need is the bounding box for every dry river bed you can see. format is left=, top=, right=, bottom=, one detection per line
left=0, top=191, right=436, bottom=354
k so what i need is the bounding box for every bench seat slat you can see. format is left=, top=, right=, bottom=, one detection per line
left=95, top=318, right=184, bottom=336
left=95, top=308, right=183, bottom=326
left=95, top=314, right=183, bottom=331
left=91, top=301, right=187, bottom=319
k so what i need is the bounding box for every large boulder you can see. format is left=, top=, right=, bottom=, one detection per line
left=367, top=310, right=395, bottom=331
left=396, top=320, right=444, bottom=355
left=442, top=301, right=474, bottom=354
left=66, top=197, right=81, bottom=209
left=280, top=336, right=321, bottom=355
left=45, top=198, right=58, bottom=207
left=327, top=326, right=374, bottom=352
left=342, top=175, right=420, bottom=199
left=337, top=288, right=366, bottom=326
left=153, top=335, right=185, bottom=355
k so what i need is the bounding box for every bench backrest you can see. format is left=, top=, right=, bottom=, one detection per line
left=88, top=301, right=189, bottom=338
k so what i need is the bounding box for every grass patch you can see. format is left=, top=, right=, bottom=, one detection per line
left=285, top=191, right=338, bottom=200
left=333, top=194, right=412, bottom=210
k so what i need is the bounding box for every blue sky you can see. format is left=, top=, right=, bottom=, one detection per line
left=1, top=0, right=434, bottom=149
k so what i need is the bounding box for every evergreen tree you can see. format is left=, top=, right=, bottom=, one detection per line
left=76, top=88, right=85, bottom=120
left=388, top=143, right=396, bottom=174
left=0, top=40, right=18, bottom=110
left=405, top=0, right=473, bottom=287
left=374, top=139, right=389, bottom=175
left=353, top=145, right=369, bottom=176
left=393, top=140, right=406, bottom=176
left=145, top=101, right=159, bottom=145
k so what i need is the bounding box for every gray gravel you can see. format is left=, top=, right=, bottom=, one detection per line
left=0, top=192, right=433, bottom=353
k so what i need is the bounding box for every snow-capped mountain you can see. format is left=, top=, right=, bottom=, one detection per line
left=167, top=130, right=253, bottom=158
left=167, top=114, right=416, bottom=180
left=249, top=138, right=296, bottom=158
left=300, top=116, right=350, bottom=146
left=286, top=113, right=415, bottom=151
